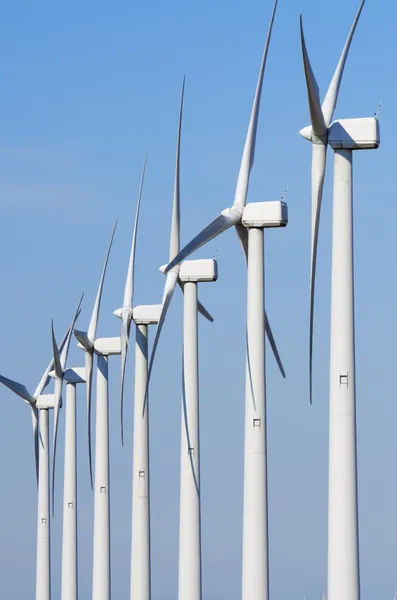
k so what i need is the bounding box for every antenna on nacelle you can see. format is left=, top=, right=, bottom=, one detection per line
left=281, top=184, right=288, bottom=202
left=375, top=100, right=382, bottom=120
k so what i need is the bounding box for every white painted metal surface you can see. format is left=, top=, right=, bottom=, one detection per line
left=328, top=117, right=379, bottom=150
left=61, top=383, right=78, bottom=600
left=179, top=259, right=218, bottom=282
left=242, top=201, right=288, bottom=228
left=130, top=324, right=151, bottom=600
left=242, top=227, right=268, bottom=600
left=92, top=354, right=111, bottom=600
left=328, top=149, right=359, bottom=600
left=36, top=408, right=51, bottom=600
left=178, top=281, right=202, bottom=600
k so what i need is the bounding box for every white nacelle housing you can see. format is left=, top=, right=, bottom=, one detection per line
left=36, top=393, right=55, bottom=410
left=242, top=201, right=288, bottom=229
left=328, top=117, right=380, bottom=150
left=94, top=336, right=121, bottom=356
left=179, top=259, right=218, bottom=283
left=133, top=304, right=162, bottom=325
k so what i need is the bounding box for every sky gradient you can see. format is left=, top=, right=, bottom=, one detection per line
left=0, top=1, right=395, bottom=598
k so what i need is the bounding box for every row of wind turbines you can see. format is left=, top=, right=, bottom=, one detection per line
left=0, top=1, right=381, bottom=599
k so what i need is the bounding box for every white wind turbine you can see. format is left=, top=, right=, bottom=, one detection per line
left=112, top=154, right=161, bottom=600
left=156, top=78, right=218, bottom=600
left=0, top=302, right=81, bottom=600
left=74, top=225, right=120, bottom=600
left=299, top=1, right=379, bottom=599
left=51, top=323, right=87, bottom=600
left=159, top=3, right=288, bottom=598
left=139, top=79, right=217, bottom=600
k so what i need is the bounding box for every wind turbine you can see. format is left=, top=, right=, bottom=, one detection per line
left=51, top=326, right=87, bottom=600
left=136, top=79, right=217, bottom=599
left=160, top=3, right=288, bottom=599
left=0, top=303, right=80, bottom=600
left=74, top=225, right=120, bottom=600
left=299, top=2, right=379, bottom=599
left=112, top=154, right=161, bottom=600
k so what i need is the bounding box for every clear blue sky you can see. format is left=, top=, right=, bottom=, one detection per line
left=0, top=0, right=395, bottom=598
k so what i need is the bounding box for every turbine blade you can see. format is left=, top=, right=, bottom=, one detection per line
left=144, top=270, right=179, bottom=414
left=123, top=153, right=148, bottom=309
left=60, top=294, right=84, bottom=370
left=51, top=321, right=63, bottom=379
left=300, top=15, right=327, bottom=137
left=197, top=299, right=214, bottom=323
left=120, top=311, right=132, bottom=445
left=74, top=328, right=91, bottom=350
left=84, top=351, right=94, bottom=489
left=31, top=405, right=39, bottom=486
left=309, top=143, right=327, bottom=403
left=234, top=0, right=278, bottom=208
left=321, top=0, right=366, bottom=126
left=0, top=374, right=35, bottom=403
left=34, top=325, right=71, bottom=398
left=169, top=77, right=185, bottom=262
left=52, top=376, right=63, bottom=516
left=264, top=312, right=286, bottom=378
left=165, top=209, right=240, bottom=273
left=235, top=223, right=286, bottom=378
left=87, top=221, right=117, bottom=345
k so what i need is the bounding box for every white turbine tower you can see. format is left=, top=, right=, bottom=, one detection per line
left=162, top=3, right=287, bottom=599
left=112, top=155, right=161, bottom=600
left=51, top=325, right=87, bottom=600
left=0, top=303, right=81, bottom=600
left=74, top=225, right=120, bottom=600
left=299, top=2, right=380, bottom=599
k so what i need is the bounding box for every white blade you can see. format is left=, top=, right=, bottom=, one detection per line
left=299, top=15, right=327, bottom=138
left=235, top=223, right=286, bottom=378
left=321, top=0, right=366, bottom=126
left=84, top=350, right=94, bottom=489
left=120, top=310, right=132, bottom=445
left=169, top=77, right=185, bottom=262
left=123, top=154, right=148, bottom=309
left=165, top=208, right=241, bottom=273
left=60, top=295, right=83, bottom=370
left=144, top=270, right=179, bottom=414
left=87, top=221, right=117, bottom=344
left=74, top=329, right=91, bottom=351
left=309, top=143, right=327, bottom=404
left=197, top=298, right=213, bottom=323
left=31, top=405, right=39, bottom=486
left=233, top=0, right=278, bottom=208
left=34, top=326, right=71, bottom=397
left=0, top=374, right=35, bottom=403
left=51, top=321, right=63, bottom=516
left=52, top=321, right=63, bottom=379
left=119, top=154, right=148, bottom=444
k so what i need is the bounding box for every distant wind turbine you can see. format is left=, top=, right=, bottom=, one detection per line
left=299, top=1, right=379, bottom=599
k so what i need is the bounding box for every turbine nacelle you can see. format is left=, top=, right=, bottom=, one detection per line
left=36, top=393, right=56, bottom=410
left=242, top=201, right=288, bottom=229
left=328, top=117, right=380, bottom=150
left=94, top=336, right=121, bottom=356
left=133, top=304, right=162, bottom=325
left=179, top=259, right=218, bottom=283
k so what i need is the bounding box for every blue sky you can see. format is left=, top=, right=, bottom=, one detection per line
left=0, top=0, right=395, bottom=598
